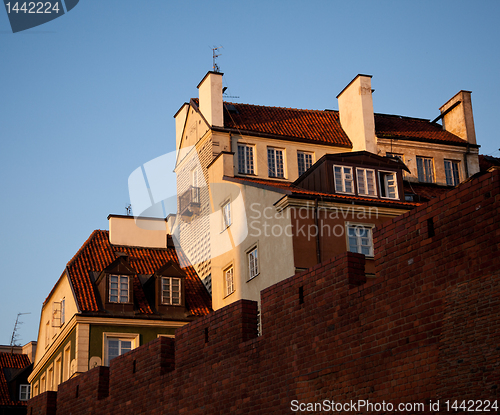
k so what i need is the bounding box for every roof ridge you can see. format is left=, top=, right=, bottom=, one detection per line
left=192, top=98, right=339, bottom=114
left=374, top=112, right=431, bottom=122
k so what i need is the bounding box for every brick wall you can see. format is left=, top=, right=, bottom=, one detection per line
left=28, top=169, right=500, bottom=414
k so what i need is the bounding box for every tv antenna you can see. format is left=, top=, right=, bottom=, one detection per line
left=10, top=312, right=30, bottom=347
left=125, top=204, right=132, bottom=216
left=212, top=46, right=223, bottom=73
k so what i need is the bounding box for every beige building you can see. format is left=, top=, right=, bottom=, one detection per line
left=28, top=215, right=211, bottom=397
left=173, top=71, right=480, bottom=309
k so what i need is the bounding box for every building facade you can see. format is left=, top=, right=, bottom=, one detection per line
left=173, top=71, right=479, bottom=309
left=28, top=215, right=211, bottom=397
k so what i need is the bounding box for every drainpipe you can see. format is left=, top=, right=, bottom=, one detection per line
left=314, top=199, right=321, bottom=264
left=464, top=143, right=470, bottom=178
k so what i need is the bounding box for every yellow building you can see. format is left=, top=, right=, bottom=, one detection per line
left=28, top=215, right=211, bottom=396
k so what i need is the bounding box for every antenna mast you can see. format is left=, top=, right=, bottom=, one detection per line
left=212, top=46, right=222, bottom=73
left=10, top=313, right=30, bottom=347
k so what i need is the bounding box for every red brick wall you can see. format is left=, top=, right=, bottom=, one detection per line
left=28, top=169, right=500, bottom=414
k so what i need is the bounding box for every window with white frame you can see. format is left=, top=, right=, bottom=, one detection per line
left=224, top=266, right=234, bottom=297
left=61, top=298, right=65, bottom=325
left=248, top=247, right=259, bottom=280
left=356, top=168, right=377, bottom=196
left=444, top=159, right=460, bottom=186
left=104, top=333, right=138, bottom=365
left=267, top=147, right=285, bottom=178
left=222, top=200, right=231, bottom=229
left=45, top=321, right=50, bottom=347
left=19, top=384, right=30, bottom=401
left=297, top=151, right=313, bottom=176
left=379, top=171, right=399, bottom=199
left=161, top=277, right=181, bottom=305
left=191, top=168, right=199, bottom=188
left=346, top=223, right=374, bottom=257
left=63, top=343, right=71, bottom=382
left=238, top=144, right=255, bottom=174
left=334, top=166, right=354, bottom=194
left=109, top=275, right=129, bottom=303
left=416, top=156, right=434, bottom=183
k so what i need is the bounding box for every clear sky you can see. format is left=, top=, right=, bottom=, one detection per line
left=1, top=1, right=499, bottom=345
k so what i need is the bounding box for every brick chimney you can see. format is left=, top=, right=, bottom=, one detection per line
left=197, top=71, right=224, bottom=127
left=439, top=90, right=476, bottom=145
left=337, top=74, right=377, bottom=153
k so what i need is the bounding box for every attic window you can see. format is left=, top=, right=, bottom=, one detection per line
left=161, top=277, right=181, bottom=305
left=109, top=275, right=129, bottom=303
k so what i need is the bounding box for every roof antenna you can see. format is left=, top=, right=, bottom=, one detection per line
left=125, top=204, right=132, bottom=216
left=212, top=46, right=223, bottom=73
left=10, top=312, right=30, bottom=348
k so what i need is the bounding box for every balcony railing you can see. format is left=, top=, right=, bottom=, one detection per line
left=179, top=186, right=201, bottom=220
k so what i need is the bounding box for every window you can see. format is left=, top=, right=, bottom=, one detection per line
left=416, top=156, right=434, bottom=183
left=356, top=168, right=377, bottom=196
left=103, top=333, right=138, bottom=365
left=444, top=160, right=460, bottom=186
left=40, top=374, right=46, bottom=394
left=61, top=298, right=65, bottom=325
left=238, top=144, right=254, bottom=174
left=224, top=266, right=234, bottom=297
left=268, top=147, right=285, bottom=178
left=161, top=277, right=181, bottom=305
left=47, top=365, right=53, bottom=392
left=334, top=166, right=354, bottom=194
left=45, top=321, right=50, bottom=347
left=222, top=200, right=231, bottom=229
left=297, top=151, right=313, bottom=176
left=191, top=168, right=199, bottom=188
left=63, top=343, right=71, bottom=382
left=109, top=275, right=129, bottom=303
left=379, top=171, right=398, bottom=199
left=346, top=223, right=374, bottom=257
left=54, top=355, right=62, bottom=388
left=248, top=247, right=259, bottom=280
left=19, top=385, right=30, bottom=401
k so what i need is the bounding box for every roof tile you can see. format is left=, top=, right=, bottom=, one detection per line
left=65, top=230, right=212, bottom=316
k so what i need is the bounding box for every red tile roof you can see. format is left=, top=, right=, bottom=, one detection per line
left=65, top=230, right=211, bottom=316
left=0, top=353, right=31, bottom=406
left=227, top=176, right=421, bottom=208
left=195, top=99, right=352, bottom=147
left=403, top=181, right=451, bottom=202
left=374, top=113, right=468, bottom=145
left=191, top=99, right=468, bottom=147
left=479, top=155, right=500, bottom=172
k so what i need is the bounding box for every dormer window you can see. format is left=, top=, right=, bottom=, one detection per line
left=356, top=168, right=377, bottom=197
left=153, top=262, right=186, bottom=311
left=109, top=275, right=129, bottom=303
left=161, top=277, right=181, bottom=305
left=379, top=171, right=398, bottom=199
left=334, top=166, right=354, bottom=194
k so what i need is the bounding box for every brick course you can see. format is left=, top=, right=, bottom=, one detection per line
left=28, top=169, right=500, bottom=414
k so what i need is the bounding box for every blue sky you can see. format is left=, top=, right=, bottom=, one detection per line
left=1, top=1, right=499, bottom=344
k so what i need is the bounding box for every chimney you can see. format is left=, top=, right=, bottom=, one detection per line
left=337, top=74, right=377, bottom=153
left=108, top=215, right=169, bottom=248
left=197, top=71, right=224, bottom=127
left=439, top=90, right=476, bottom=145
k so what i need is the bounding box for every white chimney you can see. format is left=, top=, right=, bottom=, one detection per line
left=439, top=90, right=476, bottom=145
left=197, top=71, right=224, bottom=127
left=337, top=74, right=377, bottom=153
